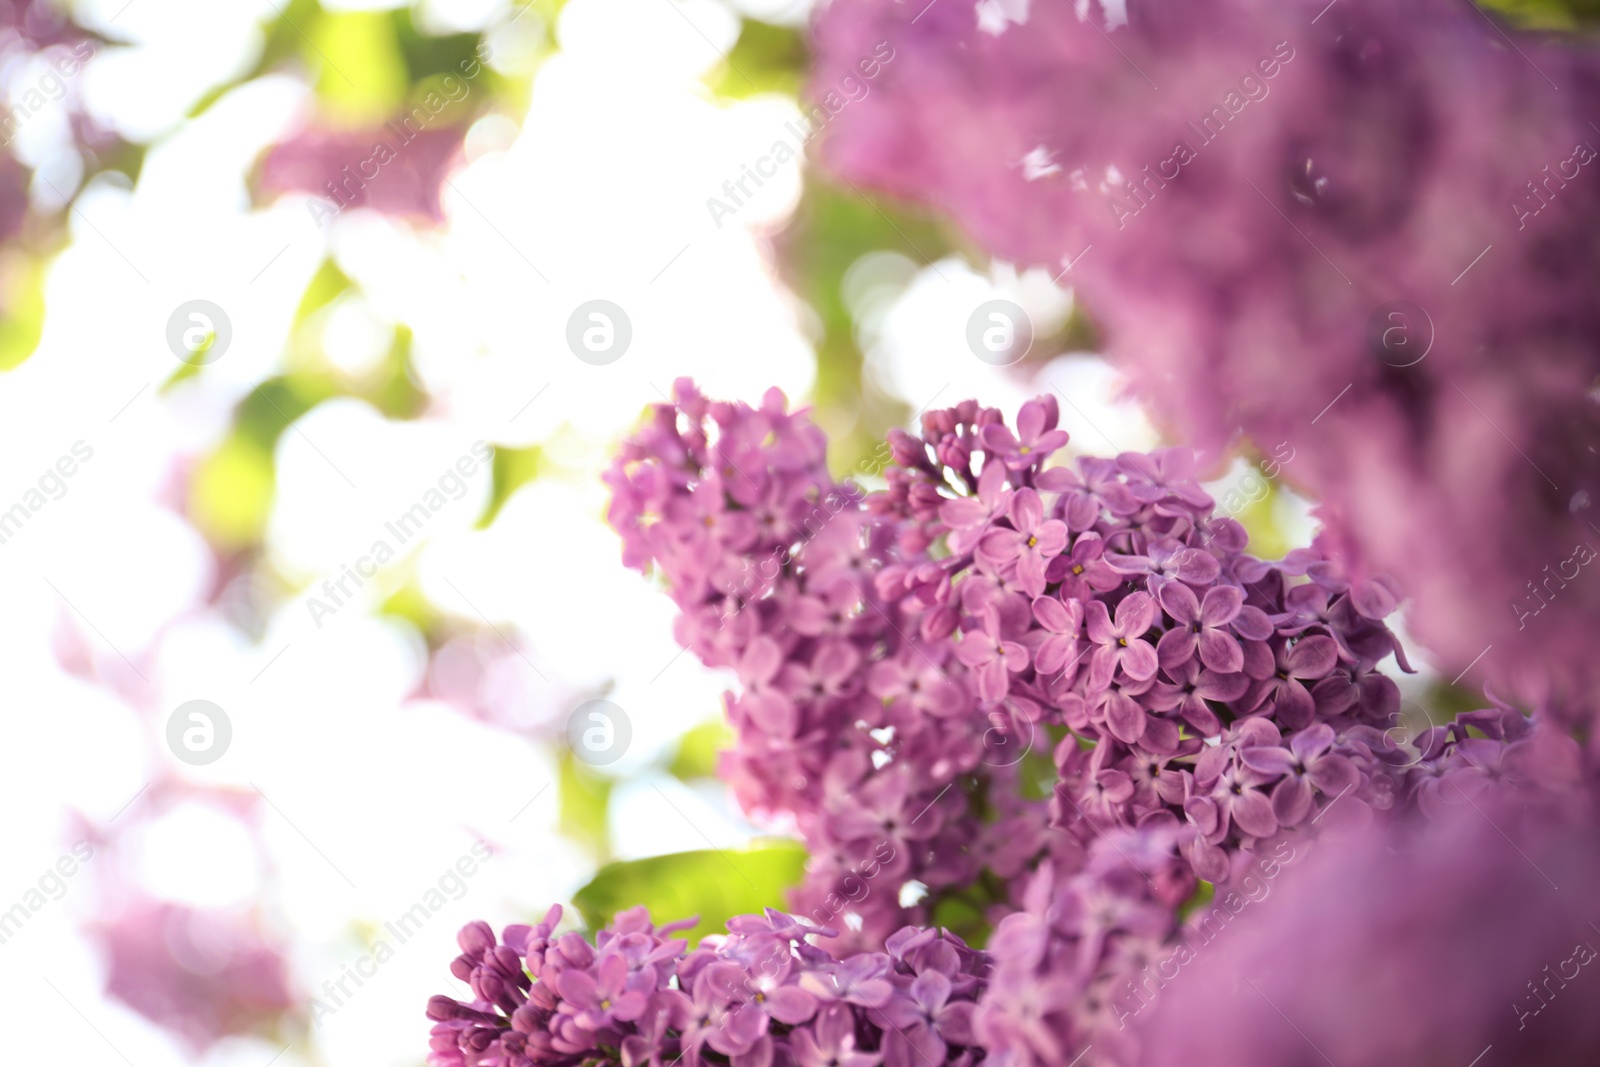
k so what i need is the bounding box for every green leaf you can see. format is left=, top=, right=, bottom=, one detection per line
left=666, top=720, right=732, bottom=781
left=572, top=841, right=807, bottom=943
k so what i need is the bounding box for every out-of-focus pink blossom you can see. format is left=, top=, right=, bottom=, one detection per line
left=1138, top=784, right=1600, bottom=1066
left=261, top=125, right=465, bottom=223
left=811, top=0, right=1600, bottom=729
left=94, top=899, right=299, bottom=1052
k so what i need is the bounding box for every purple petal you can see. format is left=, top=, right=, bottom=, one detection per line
left=1157, top=579, right=1202, bottom=624
left=1286, top=635, right=1338, bottom=679
left=1240, top=746, right=1296, bottom=778
left=1271, top=775, right=1315, bottom=826
left=1115, top=591, right=1156, bottom=637
left=1010, top=487, right=1044, bottom=533
left=1199, top=584, right=1244, bottom=626
left=765, top=985, right=818, bottom=1025
left=1032, top=595, right=1077, bottom=634
left=1197, top=629, right=1244, bottom=674
left=1157, top=627, right=1198, bottom=670
left=1231, top=789, right=1279, bottom=838
left=1289, top=723, right=1336, bottom=761
left=1105, top=693, right=1147, bottom=743
left=1120, top=639, right=1160, bottom=681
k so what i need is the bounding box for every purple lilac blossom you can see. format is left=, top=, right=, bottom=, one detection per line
left=426, top=384, right=1594, bottom=1067
left=605, top=382, right=1545, bottom=949
left=810, top=0, right=1600, bottom=734
left=424, top=906, right=991, bottom=1067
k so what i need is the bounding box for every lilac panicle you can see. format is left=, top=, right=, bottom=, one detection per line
left=425, top=905, right=991, bottom=1067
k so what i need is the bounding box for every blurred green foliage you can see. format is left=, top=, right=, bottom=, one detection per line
left=572, top=842, right=808, bottom=943
left=559, top=750, right=614, bottom=861
left=775, top=183, right=953, bottom=476
left=709, top=19, right=810, bottom=98
left=1480, top=0, right=1600, bottom=28
left=668, top=720, right=734, bottom=781
left=479, top=443, right=543, bottom=529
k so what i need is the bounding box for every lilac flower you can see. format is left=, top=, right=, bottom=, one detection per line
left=940, top=461, right=1012, bottom=554
left=980, top=397, right=1069, bottom=470
left=1145, top=659, right=1248, bottom=737
left=1039, top=457, right=1140, bottom=530
left=607, top=382, right=1543, bottom=959
left=1029, top=594, right=1084, bottom=679
left=1244, top=637, right=1340, bottom=730
left=1197, top=760, right=1280, bottom=841
left=1045, top=532, right=1122, bottom=602
left=1154, top=581, right=1250, bottom=673
left=867, top=651, right=967, bottom=718
left=1239, top=723, right=1360, bottom=826
left=428, top=908, right=987, bottom=1067
left=1085, top=592, right=1159, bottom=690
left=978, top=487, right=1068, bottom=597
left=791, top=1003, right=882, bottom=1067
left=873, top=970, right=977, bottom=1067
left=557, top=953, right=651, bottom=1031
left=954, top=608, right=1030, bottom=704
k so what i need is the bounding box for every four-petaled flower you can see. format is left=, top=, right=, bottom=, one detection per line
left=1085, top=592, right=1159, bottom=691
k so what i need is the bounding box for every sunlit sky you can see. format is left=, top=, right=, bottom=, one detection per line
left=0, top=2, right=1361, bottom=1066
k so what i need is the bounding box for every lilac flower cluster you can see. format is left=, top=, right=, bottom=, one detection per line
left=425, top=906, right=990, bottom=1067
left=810, top=0, right=1600, bottom=730
left=972, top=833, right=1183, bottom=1067
left=609, top=382, right=1530, bottom=939
left=872, top=393, right=1427, bottom=884
left=432, top=385, right=1588, bottom=1067
left=606, top=381, right=1059, bottom=951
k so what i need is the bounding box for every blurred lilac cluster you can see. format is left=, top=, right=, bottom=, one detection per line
left=1138, top=788, right=1600, bottom=1067
left=426, top=905, right=990, bottom=1067
left=810, top=0, right=1600, bottom=730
